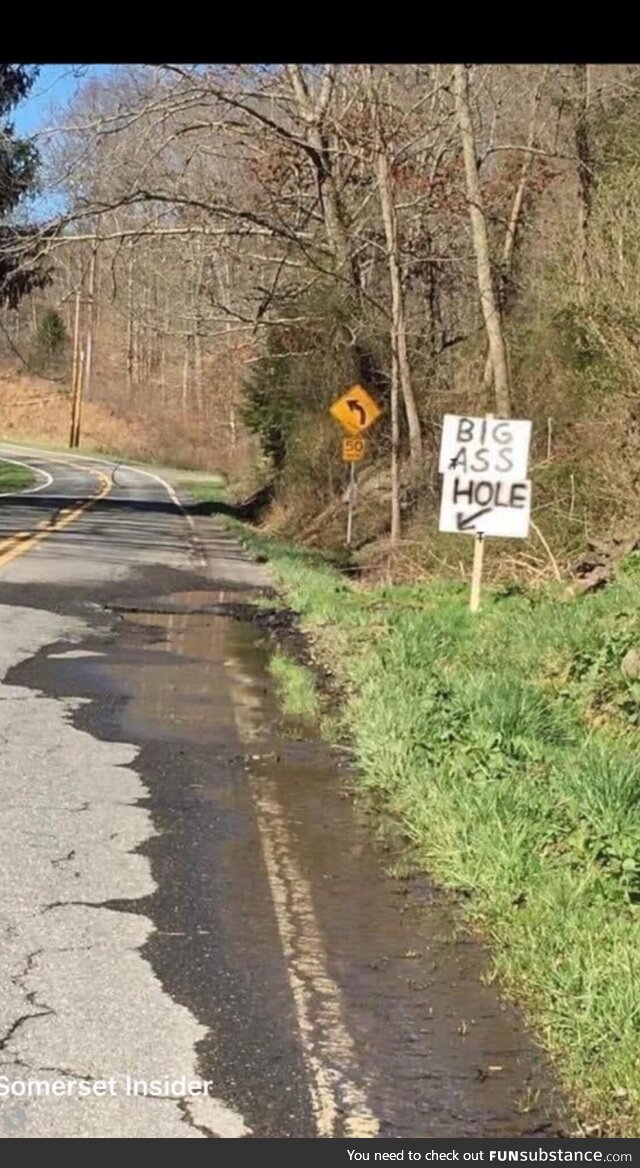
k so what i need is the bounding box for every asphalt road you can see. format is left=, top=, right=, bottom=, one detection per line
left=0, top=445, right=566, bottom=1140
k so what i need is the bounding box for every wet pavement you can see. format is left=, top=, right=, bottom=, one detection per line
left=8, top=578, right=568, bottom=1138
left=0, top=446, right=568, bottom=1138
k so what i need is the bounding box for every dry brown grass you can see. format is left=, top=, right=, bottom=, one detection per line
left=0, top=366, right=234, bottom=471
left=0, top=368, right=153, bottom=458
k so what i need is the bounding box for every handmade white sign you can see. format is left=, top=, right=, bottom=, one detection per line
left=438, top=414, right=531, bottom=480
left=439, top=474, right=531, bottom=538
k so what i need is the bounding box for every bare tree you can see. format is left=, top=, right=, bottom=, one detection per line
left=573, top=63, right=593, bottom=304
left=363, top=65, right=423, bottom=479
left=453, top=64, right=511, bottom=416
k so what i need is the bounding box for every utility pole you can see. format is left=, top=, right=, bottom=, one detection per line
left=71, top=347, right=85, bottom=449
left=77, top=245, right=97, bottom=446
left=69, top=288, right=82, bottom=448
left=69, top=244, right=97, bottom=449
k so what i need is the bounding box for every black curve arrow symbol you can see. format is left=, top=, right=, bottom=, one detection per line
left=347, top=399, right=366, bottom=426
left=456, top=507, right=492, bottom=531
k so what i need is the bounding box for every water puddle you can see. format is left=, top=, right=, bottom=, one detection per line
left=24, top=591, right=567, bottom=1137
left=109, top=587, right=269, bottom=619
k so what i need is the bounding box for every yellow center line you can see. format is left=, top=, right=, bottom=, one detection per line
left=0, top=509, right=79, bottom=555
left=0, top=467, right=112, bottom=571
left=0, top=531, right=33, bottom=555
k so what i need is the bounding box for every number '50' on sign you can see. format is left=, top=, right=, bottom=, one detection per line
left=342, top=437, right=365, bottom=462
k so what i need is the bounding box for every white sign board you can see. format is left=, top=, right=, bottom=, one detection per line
left=439, top=414, right=531, bottom=480
left=439, top=475, right=531, bottom=538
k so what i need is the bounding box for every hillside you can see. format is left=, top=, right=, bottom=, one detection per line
left=0, top=365, right=209, bottom=468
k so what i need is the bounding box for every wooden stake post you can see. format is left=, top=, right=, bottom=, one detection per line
left=469, top=532, right=485, bottom=613
left=468, top=406, right=493, bottom=612
left=468, top=413, right=492, bottom=612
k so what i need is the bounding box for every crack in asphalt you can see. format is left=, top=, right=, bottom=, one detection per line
left=4, top=950, right=58, bottom=1052
left=50, top=850, right=76, bottom=868
left=0, top=1012, right=55, bottom=1053
left=177, top=1095, right=219, bottom=1138
left=0, top=1054, right=95, bottom=1079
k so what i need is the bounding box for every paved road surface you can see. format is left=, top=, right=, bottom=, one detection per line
left=0, top=445, right=565, bottom=1139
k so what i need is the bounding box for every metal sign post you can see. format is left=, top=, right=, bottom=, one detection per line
left=346, top=463, right=357, bottom=547
left=329, top=385, right=382, bottom=550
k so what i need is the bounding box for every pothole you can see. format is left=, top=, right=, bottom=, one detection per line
left=107, top=588, right=271, bottom=618
left=104, top=589, right=304, bottom=640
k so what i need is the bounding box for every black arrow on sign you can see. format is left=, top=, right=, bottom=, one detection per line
left=347, top=399, right=366, bottom=426
left=456, top=507, right=492, bottom=531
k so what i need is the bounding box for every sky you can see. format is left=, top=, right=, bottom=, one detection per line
left=14, top=64, right=114, bottom=136
left=12, top=65, right=115, bottom=220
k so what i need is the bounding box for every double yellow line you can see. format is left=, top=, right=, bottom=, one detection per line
left=0, top=466, right=112, bottom=571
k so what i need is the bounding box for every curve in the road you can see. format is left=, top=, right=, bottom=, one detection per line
left=0, top=464, right=112, bottom=571
left=0, top=444, right=208, bottom=573
left=0, top=456, right=53, bottom=498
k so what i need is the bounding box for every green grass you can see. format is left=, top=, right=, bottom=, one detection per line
left=230, top=522, right=640, bottom=1135
left=268, top=649, right=320, bottom=719
left=0, top=460, right=36, bottom=491
left=177, top=477, right=227, bottom=504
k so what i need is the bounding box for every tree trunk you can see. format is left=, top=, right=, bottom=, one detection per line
left=453, top=64, right=511, bottom=416
left=483, top=70, right=547, bottom=391
left=574, top=63, right=592, bottom=305
left=286, top=65, right=353, bottom=279
left=193, top=249, right=205, bottom=415
left=376, top=148, right=423, bottom=467
left=363, top=65, right=422, bottom=480
left=181, top=334, right=191, bottom=422
left=390, top=344, right=401, bottom=545
left=287, top=64, right=373, bottom=387
left=126, top=244, right=134, bottom=391
left=194, top=331, right=203, bottom=415
left=481, top=148, right=533, bottom=394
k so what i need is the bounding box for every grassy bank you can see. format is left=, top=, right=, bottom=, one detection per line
left=229, top=521, right=640, bottom=1135
left=0, top=460, right=36, bottom=491
left=176, top=477, right=227, bottom=504
left=268, top=650, right=320, bottom=719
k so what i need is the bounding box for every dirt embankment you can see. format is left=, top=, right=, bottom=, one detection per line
left=0, top=368, right=158, bottom=461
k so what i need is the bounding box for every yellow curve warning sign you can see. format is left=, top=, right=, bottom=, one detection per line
left=330, top=385, right=382, bottom=434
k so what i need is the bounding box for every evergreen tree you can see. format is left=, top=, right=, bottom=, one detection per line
left=0, top=65, right=49, bottom=308
left=37, top=308, right=67, bottom=357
